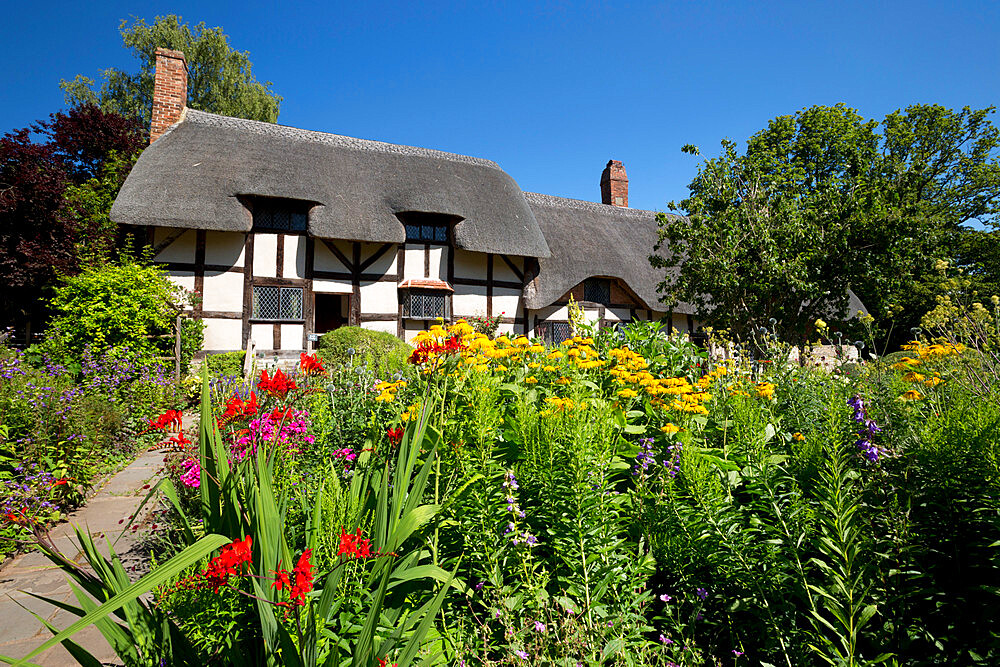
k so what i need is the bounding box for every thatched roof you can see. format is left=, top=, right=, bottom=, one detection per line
left=523, top=192, right=694, bottom=313
left=111, top=110, right=550, bottom=258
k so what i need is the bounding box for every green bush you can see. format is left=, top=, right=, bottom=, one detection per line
left=203, top=350, right=246, bottom=378
left=316, top=326, right=411, bottom=375
left=44, top=254, right=199, bottom=371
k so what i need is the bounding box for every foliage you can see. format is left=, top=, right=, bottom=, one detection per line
left=203, top=350, right=247, bottom=378
left=316, top=326, right=413, bottom=377
left=0, top=342, right=172, bottom=559
left=10, top=318, right=1000, bottom=665
left=0, top=104, right=145, bottom=326
left=656, top=104, right=1000, bottom=343
left=44, top=254, right=197, bottom=367
left=61, top=14, right=282, bottom=128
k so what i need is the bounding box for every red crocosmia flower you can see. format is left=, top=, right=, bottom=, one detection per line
left=52, top=479, right=68, bottom=486
left=259, top=369, right=297, bottom=398
left=377, top=659, right=398, bottom=667
left=168, top=432, right=192, bottom=447
left=441, top=335, right=464, bottom=354
left=337, top=527, right=358, bottom=558
left=147, top=409, right=183, bottom=431
left=387, top=427, right=403, bottom=445
left=289, top=548, right=314, bottom=605
left=271, top=569, right=291, bottom=591
left=203, top=536, right=253, bottom=593
left=357, top=538, right=372, bottom=558
left=222, top=392, right=259, bottom=422
left=299, top=353, right=326, bottom=375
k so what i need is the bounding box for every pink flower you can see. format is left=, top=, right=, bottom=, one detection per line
left=180, top=458, right=200, bottom=488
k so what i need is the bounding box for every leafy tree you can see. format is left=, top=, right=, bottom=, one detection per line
left=61, top=15, right=281, bottom=127
left=654, top=104, right=1000, bottom=342
left=0, top=105, right=144, bottom=330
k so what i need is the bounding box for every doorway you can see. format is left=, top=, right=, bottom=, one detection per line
left=314, top=293, right=347, bottom=335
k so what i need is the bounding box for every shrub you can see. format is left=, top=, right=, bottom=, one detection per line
left=203, top=350, right=246, bottom=378
left=44, top=253, right=199, bottom=370
left=316, top=326, right=411, bottom=374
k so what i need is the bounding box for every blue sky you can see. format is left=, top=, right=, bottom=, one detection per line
left=3, top=1, right=998, bottom=211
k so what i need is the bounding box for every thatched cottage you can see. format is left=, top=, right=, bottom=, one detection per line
left=111, top=49, right=695, bottom=357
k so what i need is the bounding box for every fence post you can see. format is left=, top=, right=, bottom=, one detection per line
left=174, top=314, right=182, bottom=384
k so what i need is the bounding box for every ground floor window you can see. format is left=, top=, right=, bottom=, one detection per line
left=402, top=291, right=450, bottom=320
left=252, top=285, right=304, bottom=321
left=538, top=321, right=572, bottom=344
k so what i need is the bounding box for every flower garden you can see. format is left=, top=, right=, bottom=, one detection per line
left=3, top=315, right=1000, bottom=666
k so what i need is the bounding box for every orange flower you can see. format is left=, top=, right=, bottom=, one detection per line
left=299, top=352, right=326, bottom=375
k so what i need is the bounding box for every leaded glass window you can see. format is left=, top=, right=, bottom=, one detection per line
left=584, top=278, right=611, bottom=305
left=541, top=321, right=572, bottom=345
left=402, top=291, right=449, bottom=319
left=252, top=286, right=304, bottom=320
left=252, top=201, right=308, bottom=232
left=404, top=224, right=449, bottom=244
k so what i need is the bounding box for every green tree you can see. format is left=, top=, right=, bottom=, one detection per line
left=61, top=15, right=281, bottom=127
left=654, top=104, right=1000, bottom=342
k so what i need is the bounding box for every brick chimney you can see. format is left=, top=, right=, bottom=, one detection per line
left=150, top=48, right=188, bottom=144
left=600, top=160, right=628, bottom=207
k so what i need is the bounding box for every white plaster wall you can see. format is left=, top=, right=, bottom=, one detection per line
left=250, top=324, right=274, bottom=349
left=203, top=319, right=242, bottom=351
left=166, top=271, right=195, bottom=292
left=202, top=271, right=244, bottom=312
left=452, top=282, right=487, bottom=317
left=493, top=256, right=521, bottom=282
left=155, top=230, right=196, bottom=263
left=363, top=320, right=397, bottom=335
left=430, top=247, right=446, bottom=280
left=314, top=241, right=351, bottom=272
left=452, top=249, right=482, bottom=279
left=492, top=289, right=521, bottom=320
left=607, top=307, right=634, bottom=322
left=253, top=234, right=278, bottom=278
left=312, top=278, right=352, bottom=294
left=280, top=324, right=303, bottom=350
left=205, top=232, right=246, bottom=267
left=496, top=322, right=516, bottom=336
left=284, top=236, right=306, bottom=279
left=362, top=243, right=397, bottom=275
left=360, top=281, right=398, bottom=314
left=402, top=247, right=425, bottom=280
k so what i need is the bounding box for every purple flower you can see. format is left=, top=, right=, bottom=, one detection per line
left=659, top=593, right=672, bottom=602
left=515, top=650, right=528, bottom=660
left=695, top=587, right=708, bottom=600
left=534, top=621, right=545, bottom=632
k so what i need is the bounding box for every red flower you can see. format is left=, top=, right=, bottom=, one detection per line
left=51, top=479, right=68, bottom=486
left=289, top=548, right=314, bottom=605
left=387, top=427, right=403, bottom=445
left=271, top=569, right=291, bottom=592
left=203, top=536, right=253, bottom=592
left=300, top=352, right=326, bottom=375
left=147, top=409, right=183, bottom=431
left=221, top=392, right=259, bottom=422
left=377, top=659, right=398, bottom=667
left=337, top=527, right=359, bottom=558
left=258, top=369, right=297, bottom=398
left=168, top=432, right=192, bottom=447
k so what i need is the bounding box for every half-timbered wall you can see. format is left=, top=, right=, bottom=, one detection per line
left=151, top=226, right=682, bottom=355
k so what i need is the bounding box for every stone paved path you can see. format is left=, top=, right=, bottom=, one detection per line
left=0, top=440, right=172, bottom=665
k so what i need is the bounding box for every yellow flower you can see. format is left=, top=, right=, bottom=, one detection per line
left=375, top=391, right=395, bottom=402
left=496, top=365, right=508, bottom=372
left=660, top=423, right=680, bottom=435
left=528, top=344, right=545, bottom=354
left=902, top=371, right=925, bottom=383
left=901, top=390, right=923, bottom=401
left=892, top=357, right=921, bottom=370
left=527, top=362, right=540, bottom=369
left=617, top=388, right=639, bottom=399
left=547, top=350, right=564, bottom=360
left=555, top=376, right=570, bottom=385
left=543, top=365, right=556, bottom=372
left=792, top=432, right=805, bottom=442
left=496, top=335, right=511, bottom=346
left=755, top=382, right=776, bottom=399
left=513, top=336, right=531, bottom=348
left=923, top=376, right=942, bottom=387
left=525, top=376, right=538, bottom=384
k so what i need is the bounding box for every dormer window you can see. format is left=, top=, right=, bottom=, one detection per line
left=583, top=278, right=611, bottom=306
left=397, top=212, right=459, bottom=245
left=251, top=198, right=309, bottom=232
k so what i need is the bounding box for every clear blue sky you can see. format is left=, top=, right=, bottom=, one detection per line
left=3, top=1, right=998, bottom=211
